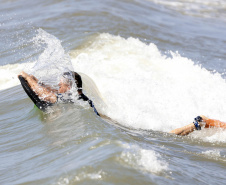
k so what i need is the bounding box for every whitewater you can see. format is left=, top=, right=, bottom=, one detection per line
left=2, top=29, right=226, bottom=136
left=1, top=0, right=226, bottom=184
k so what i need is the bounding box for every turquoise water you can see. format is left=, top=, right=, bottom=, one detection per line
left=0, top=0, right=226, bottom=184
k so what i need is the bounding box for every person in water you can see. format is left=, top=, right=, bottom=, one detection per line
left=169, top=115, right=226, bottom=136
left=18, top=71, right=100, bottom=115
left=19, top=71, right=225, bottom=134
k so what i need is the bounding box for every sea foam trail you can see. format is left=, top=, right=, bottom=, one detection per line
left=148, top=0, right=226, bottom=19
left=71, top=33, right=226, bottom=135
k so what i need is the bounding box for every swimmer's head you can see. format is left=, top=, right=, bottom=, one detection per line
left=61, top=71, right=83, bottom=94
left=59, top=72, right=73, bottom=87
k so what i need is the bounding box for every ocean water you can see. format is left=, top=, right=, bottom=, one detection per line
left=0, top=0, right=226, bottom=184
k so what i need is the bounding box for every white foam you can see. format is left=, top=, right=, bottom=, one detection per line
left=202, top=149, right=221, bottom=158
left=190, top=128, right=226, bottom=143
left=119, top=143, right=168, bottom=174
left=148, top=0, right=226, bottom=19
left=56, top=171, right=105, bottom=185
left=71, top=33, right=226, bottom=136
left=0, top=62, right=33, bottom=91
left=74, top=170, right=105, bottom=182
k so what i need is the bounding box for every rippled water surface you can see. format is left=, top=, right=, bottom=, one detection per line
left=0, top=0, right=226, bottom=184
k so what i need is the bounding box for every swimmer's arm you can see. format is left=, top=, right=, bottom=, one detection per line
left=26, top=76, right=57, bottom=103
left=169, top=123, right=197, bottom=136
left=19, top=71, right=58, bottom=93
left=19, top=71, right=38, bottom=82
left=201, top=115, right=226, bottom=129
left=39, top=84, right=58, bottom=93
left=170, top=115, right=226, bottom=136
left=19, top=72, right=57, bottom=103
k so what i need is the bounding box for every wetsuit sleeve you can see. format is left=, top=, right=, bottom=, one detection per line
left=78, top=93, right=89, bottom=101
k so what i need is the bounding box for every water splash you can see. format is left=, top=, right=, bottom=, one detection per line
left=0, top=29, right=74, bottom=91
left=118, top=143, right=168, bottom=174
left=31, top=28, right=74, bottom=87
left=71, top=33, right=226, bottom=137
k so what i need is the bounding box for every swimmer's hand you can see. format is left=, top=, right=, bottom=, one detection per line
left=18, top=71, right=29, bottom=79
left=199, top=115, right=209, bottom=127
left=200, top=115, right=209, bottom=121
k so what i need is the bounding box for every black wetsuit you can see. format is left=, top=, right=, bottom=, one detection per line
left=79, top=93, right=100, bottom=116
left=57, top=92, right=99, bottom=116
left=60, top=72, right=100, bottom=116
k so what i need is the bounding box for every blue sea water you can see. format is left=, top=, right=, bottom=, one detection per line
left=0, top=0, right=226, bottom=184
